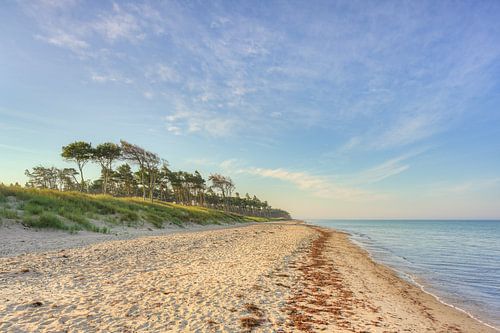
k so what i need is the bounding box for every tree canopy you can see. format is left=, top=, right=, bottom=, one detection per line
left=61, top=141, right=93, bottom=191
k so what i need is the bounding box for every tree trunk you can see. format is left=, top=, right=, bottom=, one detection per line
left=140, top=169, right=146, bottom=200
left=78, top=163, right=85, bottom=192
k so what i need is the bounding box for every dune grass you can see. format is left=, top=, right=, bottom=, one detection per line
left=0, top=185, right=270, bottom=233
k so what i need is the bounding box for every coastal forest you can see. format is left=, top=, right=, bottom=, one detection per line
left=21, top=140, right=290, bottom=220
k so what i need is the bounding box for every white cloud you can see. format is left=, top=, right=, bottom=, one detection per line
left=92, top=3, right=143, bottom=42
left=245, top=167, right=383, bottom=201
left=374, top=113, right=441, bottom=149
left=155, top=64, right=179, bottom=82
left=166, top=125, right=182, bottom=135
left=340, top=149, right=427, bottom=185
left=163, top=97, right=239, bottom=137
left=220, top=159, right=241, bottom=171
left=90, top=73, right=133, bottom=84
left=35, top=32, right=89, bottom=54
left=353, top=155, right=410, bottom=184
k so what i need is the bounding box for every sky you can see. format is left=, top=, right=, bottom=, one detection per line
left=1, top=0, right=500, bottom=219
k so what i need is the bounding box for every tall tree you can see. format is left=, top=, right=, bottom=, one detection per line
left=25, top=166, right=78, bottom=191
left=61, top=141, right=93, bottom=191
left=120, top=140, right=163, bottom=201
left=144, top=152, right=161, bottom=202
left=57, top=168, right=79, bottom=191
left=115, top=163, right=137, bottom=196
left=192, top=171, right=206, bottom=206
left=156, top=163, right=171, bottom=201
left=93, top=142, right=121, bottom=194
left=209, top=173, right=234, bottom=210
left=120, top=140, right=148, bottom=200
left=25, top=166, right=58, bottom=189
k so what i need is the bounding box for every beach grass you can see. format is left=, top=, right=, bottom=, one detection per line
left=0, top=185, right=271, bottom=233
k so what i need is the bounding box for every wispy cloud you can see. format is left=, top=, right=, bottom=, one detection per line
left=0, top=143, right=48, bottom=154
left=35, top=31, right=89, bottom=54
left=337, top=137, right=362, bottom=153
left=90, top=73, right=133, bottom=84
left=165, top=113, right=236, bottom=137
left=163, top=97, right=239, bottom=137
left=427, top=178, right=500, bottom=196
left=92, top=3, right=144, bottom=42
left=373, top=114, right=441, bottom=149
left=18, top=1, right=500, bottom=143
left=350, top=153, right=419, bottom=185
left=244, top=167, right=383, bottom=201
left=146, top=64, right=179, bottom=83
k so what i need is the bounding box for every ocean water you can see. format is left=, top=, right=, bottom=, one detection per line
left=308, top=219, right=500, bottom=329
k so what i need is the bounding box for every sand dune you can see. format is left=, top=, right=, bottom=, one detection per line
left=0, top=222, right=495, bottom=332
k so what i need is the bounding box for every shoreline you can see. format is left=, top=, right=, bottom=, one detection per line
left=326, top=226, right=499, bottom=332
left=411, top=274, right=500, bottom=332
left=0, top=222, right=496, bottom=332
left=318, top=224, right=500, bottom=331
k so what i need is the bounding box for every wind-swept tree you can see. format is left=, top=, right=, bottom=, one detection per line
left=57, top=168, right=79, bottom=191
left=61, top=141, right=93, bottom=191
left=25, top=166, right=58, bottom=189
left=144, top=152, right=161, bottom=202
left=192, top=171, right=206, bottom=206
left=209, top=173, right=235, bottom=210
left=120, top=140, right=148, bottom=200
left=156, top=163, right=171, bottom=201
left=92, top=142, right=121, bottom=194
left=25, top=166, right=78, bottom=191
left=120, top=140, right=163, bottom=201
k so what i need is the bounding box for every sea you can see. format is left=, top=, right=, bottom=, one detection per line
left=307, top=219, right=500, bottom=330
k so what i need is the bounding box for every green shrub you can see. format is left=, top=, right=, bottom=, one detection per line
left=145, top=213, right=163, bottom=228
left=90, top=225, right=109, bottom=233
left=24, top=213, right=68, bottom=230
left=120, top=210, right=139, bottom=222
left=24, top=202, right=44, bottom=215
left=0, top=208, right=18, bottom=219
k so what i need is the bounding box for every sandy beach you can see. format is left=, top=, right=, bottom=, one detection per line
left=0, top=222, right=496, bottom=332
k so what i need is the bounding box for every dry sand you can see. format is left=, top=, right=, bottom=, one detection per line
left=0, top=222, right=496, bottom=332
left=0, top=221, right=256, bottom=257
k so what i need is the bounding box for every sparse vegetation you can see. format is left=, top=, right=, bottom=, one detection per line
left=240, top=303, right=266, bottom=331
left=240, top=316, right=264, bottom=330
left=0, top=208, right=18, bottom=219
left=0, top=185, right=275, bottom=233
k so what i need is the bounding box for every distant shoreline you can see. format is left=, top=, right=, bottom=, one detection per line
left=0, top=222, right=496, bottom=332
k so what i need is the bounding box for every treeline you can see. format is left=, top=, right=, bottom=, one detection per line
left=24, top=140, right=290, bottom=219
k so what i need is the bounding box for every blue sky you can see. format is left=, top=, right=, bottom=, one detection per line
left=1, top=0, right=500, bottom=218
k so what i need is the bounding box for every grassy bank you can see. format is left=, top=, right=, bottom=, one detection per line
left=0, top=185, right=271, bottom=233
